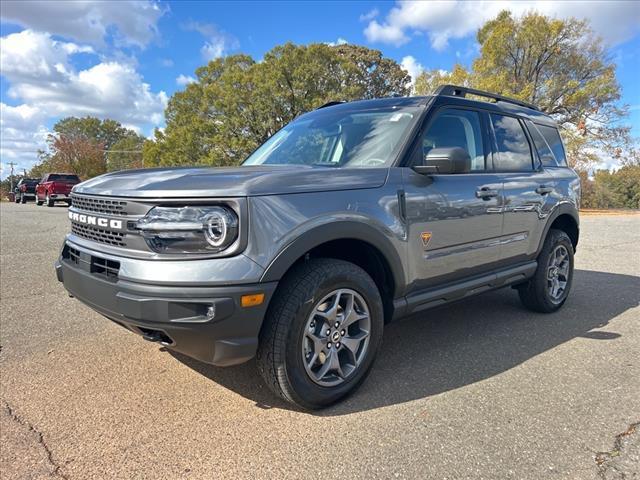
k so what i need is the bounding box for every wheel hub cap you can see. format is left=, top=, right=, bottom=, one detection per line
left=301, top=288, right=371, bottom=387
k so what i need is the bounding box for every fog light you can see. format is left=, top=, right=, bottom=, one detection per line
left=206, top=305, right=216, bottom=320
left=241, top=293, right=265, bottom=308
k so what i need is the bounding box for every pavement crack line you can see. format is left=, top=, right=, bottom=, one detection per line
left=2, top=400, right=69, bottom=480
left=595, top=421, right=640, bottom=479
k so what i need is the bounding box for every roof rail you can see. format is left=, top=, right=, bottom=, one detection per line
left=433, top=84, right=539, bottom=111
left=316, top=100, right=346, bottom=110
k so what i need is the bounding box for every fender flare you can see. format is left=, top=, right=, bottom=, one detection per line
left=260, top=220, right=406, bottom=297
left=535, top=203, right=580, bottom=256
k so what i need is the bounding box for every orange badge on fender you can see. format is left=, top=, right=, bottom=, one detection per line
left=421, top=232, right=432, bottom=247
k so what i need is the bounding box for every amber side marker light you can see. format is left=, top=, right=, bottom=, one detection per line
left=241, top=293, right=265, bottom=308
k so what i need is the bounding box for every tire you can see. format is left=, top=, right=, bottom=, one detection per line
left=20, top=195, right=26, bottom=204
left=257, top=258, right=384, bottom=409
left=14, top=194, right=20, bottom=204
left=518, top=229, right=574, bottom=313
left=35, top=196, right=43, bottom=206
left=46, top=193, right=54, bottom=207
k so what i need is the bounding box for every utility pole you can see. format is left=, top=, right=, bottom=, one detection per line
left=7, top=162, right=17, bottom=192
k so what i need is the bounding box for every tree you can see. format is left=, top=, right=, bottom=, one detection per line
left=414, top=11, right=633, bottom=172
left=107, top=134, right=145, bottom=171
left=144, top=42, right=410, bottom=168
left=48, top=134, right=105, bottom=179
left=414, top=65, right=470, bottom=95
left=36, top=116, right=142, bottom=178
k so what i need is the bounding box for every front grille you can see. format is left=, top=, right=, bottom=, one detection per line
left=71, top=194, right=128, bottom=216
left=71, top=223, right=126, bottom=247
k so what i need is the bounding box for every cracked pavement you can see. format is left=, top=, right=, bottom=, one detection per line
left=1, top=202, right=639, bottom=479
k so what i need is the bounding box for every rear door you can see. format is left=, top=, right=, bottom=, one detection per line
left=402, top=107, right=503, bottom=292
left=489, top=113, right=553, bottom=264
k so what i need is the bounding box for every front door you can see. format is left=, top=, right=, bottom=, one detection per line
left=402, top=107, right=503, bottom=293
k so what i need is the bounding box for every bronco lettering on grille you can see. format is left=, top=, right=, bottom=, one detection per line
left=68, top=211, right=123, bottom=230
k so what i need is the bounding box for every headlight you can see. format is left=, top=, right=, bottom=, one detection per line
left=135, top=206, right=239, bottom=254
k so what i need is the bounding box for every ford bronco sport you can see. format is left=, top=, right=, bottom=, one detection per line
left=56, top=85, right=580, bottom=409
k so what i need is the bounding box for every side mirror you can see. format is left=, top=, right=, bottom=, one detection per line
left=413, top=147, right=471, bottom=175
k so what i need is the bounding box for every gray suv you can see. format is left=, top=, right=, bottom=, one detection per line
left=56, top=85, right=580, bottom=409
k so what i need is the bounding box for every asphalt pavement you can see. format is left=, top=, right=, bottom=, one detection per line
left=1, top=201, right=638, bottom=479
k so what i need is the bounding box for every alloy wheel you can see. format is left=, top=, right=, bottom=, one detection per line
left=547, top=245, right=570, bottom=303
left=301, top=288, right=371, bottom=387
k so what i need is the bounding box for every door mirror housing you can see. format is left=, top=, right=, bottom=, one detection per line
left=413, top=147, right=471, bottom=175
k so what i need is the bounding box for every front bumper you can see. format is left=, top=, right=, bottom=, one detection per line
left=56, top=241, right=276, bottom=366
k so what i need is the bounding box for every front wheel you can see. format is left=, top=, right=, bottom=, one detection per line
left=14, top=194, right=20, bottom=204
left=46, top=193, right=54, bottom=207
left=518, top=229, right=574, bottom=313
left=20, top=195, right=27, bottom=204
left=257, top=258, right=384, bottom=409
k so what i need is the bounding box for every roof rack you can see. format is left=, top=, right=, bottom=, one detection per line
left=316, top=101, right=346, bottom=110
left=433, top=84, right=539, bottom=111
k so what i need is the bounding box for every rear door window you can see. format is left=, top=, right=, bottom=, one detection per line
left=490, top=114, right=533, bottom=171
left=538, top=125, right=567, bottom=166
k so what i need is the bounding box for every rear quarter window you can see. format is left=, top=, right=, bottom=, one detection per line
left=537, top=124, right=567, bottom=166
left=527, top=121, right=557, bottom=167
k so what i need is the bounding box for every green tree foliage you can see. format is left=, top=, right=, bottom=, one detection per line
left=580, top=166, right=640, bottom=209
left=107, top=134, right=146, bottom=171
left=144, top=43, right=410, bottom=167
left=413, top=64, right=471, bottom=96
left=414, top=10, right=632, bottom=172
left=29, top=117, right=142, bottom=178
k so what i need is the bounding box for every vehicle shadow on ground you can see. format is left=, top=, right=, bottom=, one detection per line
left=170, top=269, right=640, bottom=415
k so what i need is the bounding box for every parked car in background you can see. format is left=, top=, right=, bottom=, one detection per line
left=14, top=178, right=40, bottom=203
left=35, top=173, right=81, bottom=207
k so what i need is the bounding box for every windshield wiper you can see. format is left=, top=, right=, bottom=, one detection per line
left=310, top=162, right=341, bottom=168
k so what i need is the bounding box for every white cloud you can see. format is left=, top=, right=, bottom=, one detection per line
left=0, top=0, right=165, bottom=48
left=400, top=56, right=424, bottom=88
left=0, top=30, right=168, bottom=176
left=0, top=103, right=49, bottom=174
left=327, top=37, right=349, bottom=47
left=359, top=8, right=379, bottom=22
left=184, top=22, right=239, bottom=61
left=176, top=74, right=196, bottom=86
left=364, top=1, right=640, bottom=50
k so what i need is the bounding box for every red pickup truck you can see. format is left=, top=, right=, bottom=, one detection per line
left=35, top=173, right=81, bottom=207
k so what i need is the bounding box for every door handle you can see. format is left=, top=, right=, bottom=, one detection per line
left=476, top=187, right=499, bottom=199
left=536, top=185, right=553, bottom=195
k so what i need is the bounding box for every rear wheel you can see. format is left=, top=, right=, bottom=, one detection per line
left=257, top=258, right=384, bottom=409
left=518, top=229, right=574, bottom=313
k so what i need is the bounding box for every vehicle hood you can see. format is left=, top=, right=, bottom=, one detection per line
left=72, top=165, right=388, bottom=198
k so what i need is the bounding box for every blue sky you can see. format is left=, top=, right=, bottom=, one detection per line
left=1, top=0, right=639, bottom=177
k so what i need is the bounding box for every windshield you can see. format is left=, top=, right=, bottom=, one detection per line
left=243, top=106, right=419, bottom=168
left=49, top=174, right=80, bottom=182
